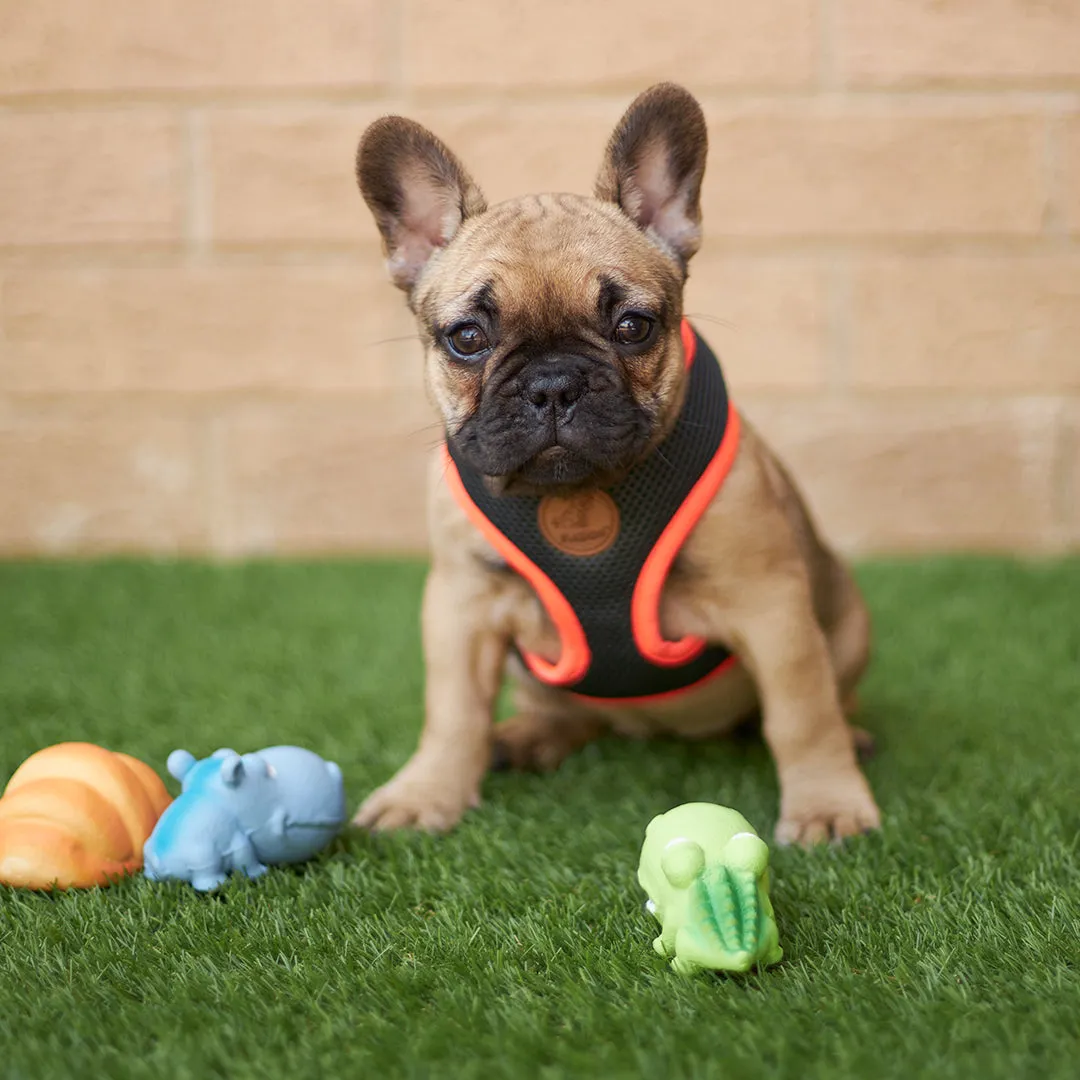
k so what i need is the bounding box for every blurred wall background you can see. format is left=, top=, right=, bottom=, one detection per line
left=1, top=0, right=1078, bottom=557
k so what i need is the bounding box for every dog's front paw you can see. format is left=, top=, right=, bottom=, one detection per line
left=775, top=769, right=881, bottom=847
left=352, top=759, right=481, bottom=834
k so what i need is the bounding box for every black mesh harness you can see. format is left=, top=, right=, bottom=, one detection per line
left=445, top=322, right=741, bottom=704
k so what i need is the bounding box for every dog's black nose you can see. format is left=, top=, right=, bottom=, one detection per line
left=525, top=367, right=586, bottom=414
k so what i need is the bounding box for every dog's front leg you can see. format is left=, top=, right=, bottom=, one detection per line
left=353, top=566, right=505, bottom=833
left=728, top=573, right=881, bottom=847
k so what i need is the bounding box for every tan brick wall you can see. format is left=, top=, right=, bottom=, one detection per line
left=1, top=0, right=1078, bottom=556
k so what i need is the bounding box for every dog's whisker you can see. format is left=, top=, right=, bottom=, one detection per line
left=652, top=446, right=678, bottom=473
left=406, top=421, right=445, bottom=440
left=364, top=334, right=426, bottom=349
left=684, top=312, right=738, bottom=332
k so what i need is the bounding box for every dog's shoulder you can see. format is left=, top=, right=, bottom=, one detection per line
left=680, top=416, right=847, bottom=612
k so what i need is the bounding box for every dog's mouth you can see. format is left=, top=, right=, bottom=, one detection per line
left=448, top=377, right=656, bottom=494
left=453, top=428, right=645, bottom=495
left=510, top=445, right=599, bottom=489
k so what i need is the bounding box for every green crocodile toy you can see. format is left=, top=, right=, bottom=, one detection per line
left=637, top=802, right=783, bottom=976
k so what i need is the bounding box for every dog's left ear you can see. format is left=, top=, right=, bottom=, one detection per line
left=356, top=116, right=487, bottom=293
left=595, top=83, right=708, bottom=269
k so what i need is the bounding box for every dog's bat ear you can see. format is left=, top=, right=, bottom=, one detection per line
left=356, top=117, right=487, bottom=293
left=595, top=83, right=708, bottom=270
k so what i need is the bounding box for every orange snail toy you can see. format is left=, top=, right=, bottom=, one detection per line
left=0, top=742, right=172, bottom=891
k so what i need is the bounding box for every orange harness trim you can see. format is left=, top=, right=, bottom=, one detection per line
left=442, top=318, right=742, bottom=705
left=445, top=454, right=593, bottom=687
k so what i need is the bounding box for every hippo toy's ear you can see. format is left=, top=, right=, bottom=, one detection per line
left=240, top=752, right=274, bottom=779
left=211, top=747, right=238, bottom=760
left=167, top=749, right=197, bottom=781
left=219, top=753, right=245, bottom=788
left=661, top=838, right=706, bottom=889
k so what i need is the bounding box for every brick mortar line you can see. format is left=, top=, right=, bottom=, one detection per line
left=192, top=238, right=1080, bottom=256
left=720, top=387, right=1070, bottom=407
left=847, top=538, right=1078, bottom=558
left=399, top=86, right=1080, bottom=112
left=0, top=538, right=1064, bottom=559
left=3, top=390, right=1077, bottom=411
left=0, top=545, right=259, bottom=560
left=2, top=238, right=1079, bottom=268
left=208, top=240, right=1080, bottom=259
left=0, top=393, right=440, bottom=413
left=0, top=244, right=188, bottom=266
left=0, top=88, right=396, bottom=111
left=0, top=246, right=380, bottom=267
left=388, top=0, right=407, bottom=101
left=203, top=543, right=435, bottom=561
left=816, top=0, right=838, bottom=92
left=0, top=86, right=1078, bottom=112
left=1055, top=404, right=1077, bottom=537
left=183, top=110, right=211, bottom=263
left=201, top=409, right=232, bottom=556
left=784, top=390, right=1080, bottom=406
left=1034, top=399, right=1071, bottom=546
left=1043, top=110, right=1068, bottom=241
left=825, top=254, right=850, bottom=398
left=700, top=239, right=1080, bottom=256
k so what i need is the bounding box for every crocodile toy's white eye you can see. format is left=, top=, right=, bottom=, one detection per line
left=724, top=832, right=768, bottom=876
left=661, top=838, right=706, bottom=888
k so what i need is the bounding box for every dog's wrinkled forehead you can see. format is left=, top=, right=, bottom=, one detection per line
left=414, top=194, right=684, bottom=337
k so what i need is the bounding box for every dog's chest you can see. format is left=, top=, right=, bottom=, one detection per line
left=497, top=555, right=710, bottom=663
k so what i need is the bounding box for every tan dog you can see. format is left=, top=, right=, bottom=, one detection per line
left=352, top=83, right=880, bottom=846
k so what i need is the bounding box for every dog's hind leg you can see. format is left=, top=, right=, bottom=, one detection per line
left=491, top=712, right=605, bottom=772
left=492, top=667, right=606, bottom=772
left=820, top=556, right=877, bottom=760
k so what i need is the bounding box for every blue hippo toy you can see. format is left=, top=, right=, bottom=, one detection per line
left=143, top=745, right=347, bottom=892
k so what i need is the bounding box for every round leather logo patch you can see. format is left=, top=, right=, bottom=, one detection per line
left=538, top=490, right=620, bottom=557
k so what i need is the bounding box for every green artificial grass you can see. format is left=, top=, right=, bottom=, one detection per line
left=1, top=557, right=1079, bottom=1079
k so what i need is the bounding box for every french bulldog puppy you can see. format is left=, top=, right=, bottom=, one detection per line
left=352, top=83, right=880, bottom=846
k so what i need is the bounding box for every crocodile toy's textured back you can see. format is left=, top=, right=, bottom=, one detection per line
left=676, top=864, right=780, bottom=974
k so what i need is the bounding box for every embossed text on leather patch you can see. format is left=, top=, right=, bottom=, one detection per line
left=537, top=490, right=620, bottom=557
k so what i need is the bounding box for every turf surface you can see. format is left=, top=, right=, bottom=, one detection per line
left=1, top=557, right=1078, bottom=1079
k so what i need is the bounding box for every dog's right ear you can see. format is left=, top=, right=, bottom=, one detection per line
left=356, top=117, right=487, bottom=293
left=594, top=83, right=708, bottom=270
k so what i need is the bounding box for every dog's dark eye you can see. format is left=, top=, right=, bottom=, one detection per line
left=446, top=323, right=490, bottom=360
left=614, top=315, right=653, bottom=347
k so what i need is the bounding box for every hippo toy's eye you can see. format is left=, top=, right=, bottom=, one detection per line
left=265, top=764, right=277, bottom=779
